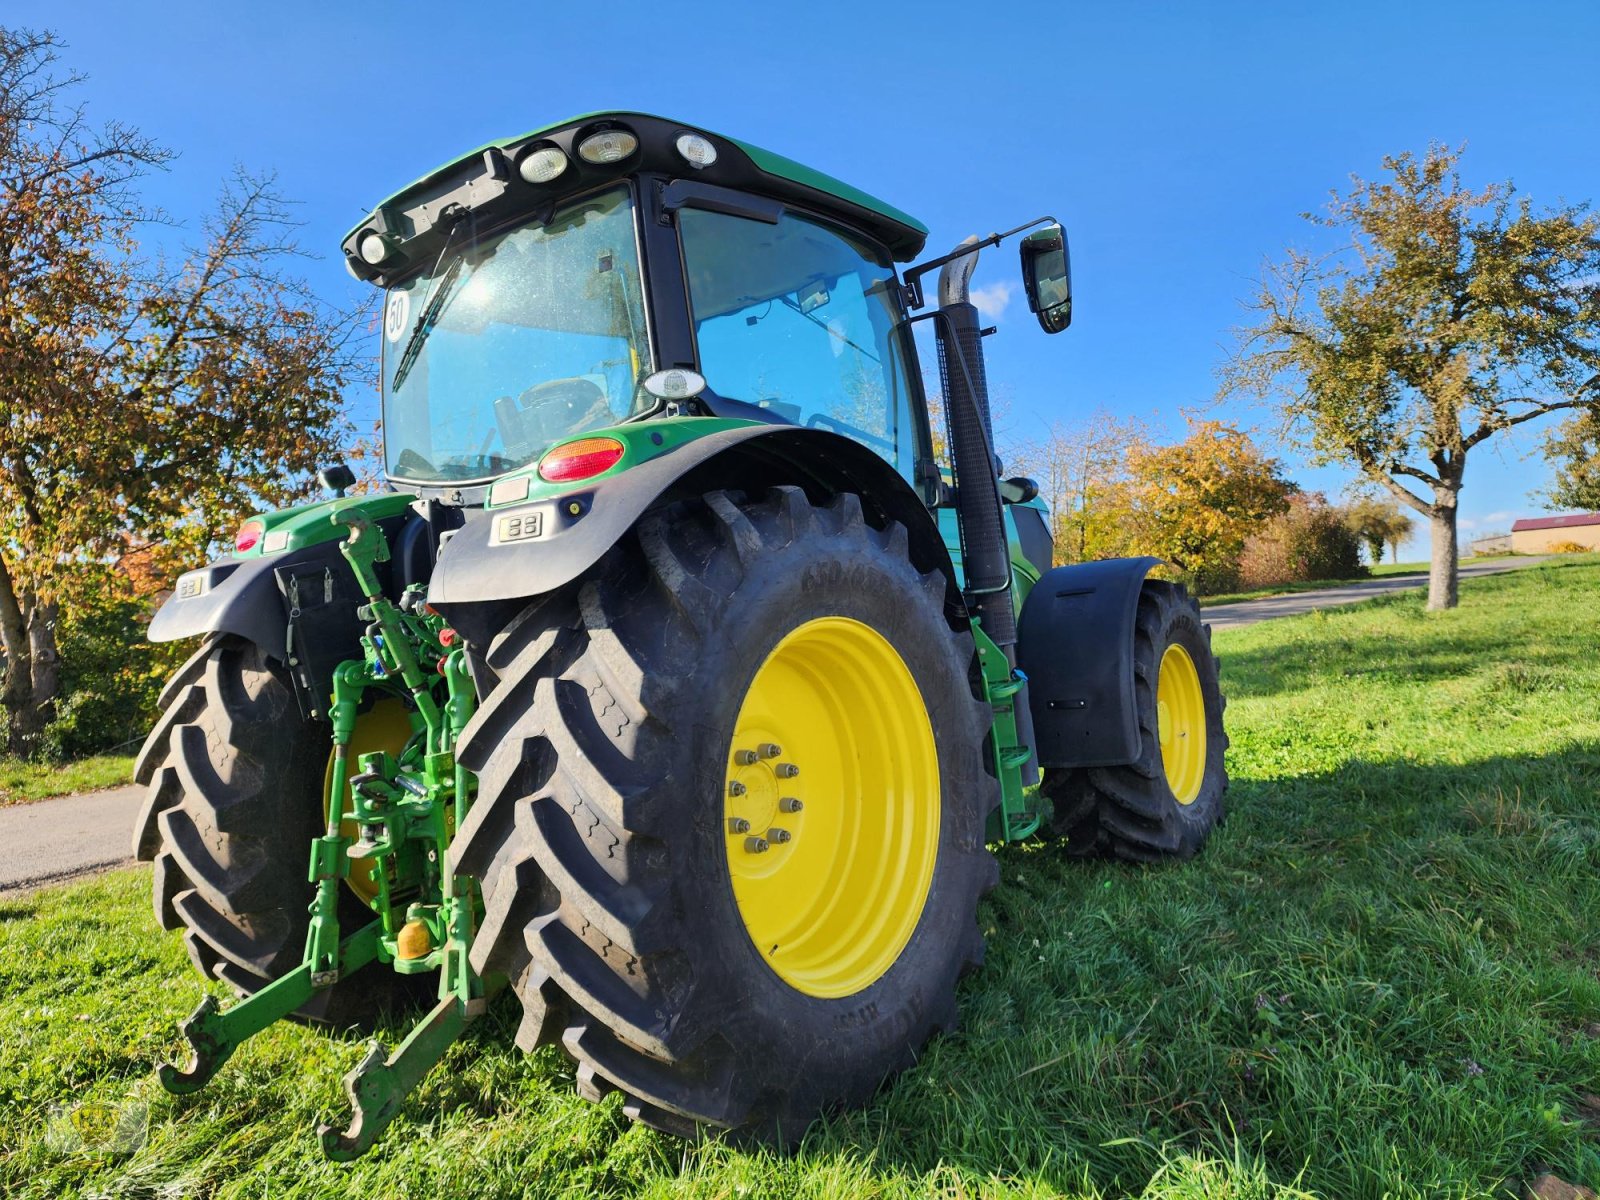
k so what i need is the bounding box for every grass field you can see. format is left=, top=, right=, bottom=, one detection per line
left=0, top=753, right=134, bottom=806
left=3, top=561, right=1599, bottom=1198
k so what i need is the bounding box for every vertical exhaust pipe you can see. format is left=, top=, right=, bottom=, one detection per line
left=933, top=239, right=1039, bottom=788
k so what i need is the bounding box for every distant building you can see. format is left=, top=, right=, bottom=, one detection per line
left=1510, top=513, right=1600, bottom=553
left=1469, top=532, right=1512, bottom=555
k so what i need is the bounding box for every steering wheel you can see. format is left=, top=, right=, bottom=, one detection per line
left=495, top=378, right=611, bottom=458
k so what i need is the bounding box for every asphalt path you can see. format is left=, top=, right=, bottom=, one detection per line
left=0, top=783, right=143, bottom=897
left=1201, top=557, right=1549, bottom=629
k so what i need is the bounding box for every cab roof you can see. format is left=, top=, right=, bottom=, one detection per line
left=342, top=111, right=929, bottom=273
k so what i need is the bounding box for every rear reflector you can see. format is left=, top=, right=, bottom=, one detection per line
left=235, top=519, right=265, bottom=553
left=538, top=437, right=624, bottom=483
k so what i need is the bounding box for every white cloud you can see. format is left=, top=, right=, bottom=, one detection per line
left=970, top=281, right=1014, bottom=320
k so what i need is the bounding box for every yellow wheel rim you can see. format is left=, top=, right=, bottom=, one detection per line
left=323, top=699, right=414, bottom=906
left=1156, top=642, right=1207, bottom=805
left=724, top=616, right=940, bottom=999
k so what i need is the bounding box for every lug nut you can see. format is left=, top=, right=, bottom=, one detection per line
left=733, top=749, right=759, bottom=766
left=775, top=763, right=800, bottom=779
left=758, top=743, right=782, bottom=759
left=767, top=827, right=792, bottom=844
left=728, top=780, right=746, bottom=797
left=744, top=836, right=769, bottom=854
left=779, top=796, right=804, bottom=813
left=727, top=817, right=751, bottom=834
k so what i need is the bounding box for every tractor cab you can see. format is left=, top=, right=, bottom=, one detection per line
left=343, top=112, right=1066, bottom=511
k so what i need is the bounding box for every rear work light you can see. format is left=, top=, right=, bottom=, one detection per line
left=538, top=437, right=625, bottom=483
left=235, top=519, right=265, bottom=553
left=577, top=128, right=638, bottom=165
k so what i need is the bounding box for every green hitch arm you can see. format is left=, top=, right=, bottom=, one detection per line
left=318, top=994, right=475, bottom=1160
left=305, top=658, right=369, bottom=983
left=158, top=921, right=381, bottom=1094
left=331, top=506, right=442, bottom=733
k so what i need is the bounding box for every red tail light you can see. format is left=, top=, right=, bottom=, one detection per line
left=538, top=437, right=625, bottom=484
left=235, top=519, right=265, bottom=553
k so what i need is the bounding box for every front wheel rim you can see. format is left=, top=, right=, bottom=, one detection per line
left=1156, top=642, right=1207, bottom=804
left=723, top=616, right=940, bottom=1000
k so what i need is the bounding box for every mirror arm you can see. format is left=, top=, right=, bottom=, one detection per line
left=900, top=215, right=1059, bottom=310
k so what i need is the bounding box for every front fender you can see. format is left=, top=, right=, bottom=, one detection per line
left=148, top=538, right=359, bottom=656
left=429, top=425, right=954, bottom=611
left=1017, top=556, right=1161, bottom=768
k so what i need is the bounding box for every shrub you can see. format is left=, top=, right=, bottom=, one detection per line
left=1237, top=494, right=1367, bottom=589
left=1180, top=560, right=1243, bottom=597
left=1547, top=540, right=1591, bottom=553
left=36, top=564, right=182, bottom=762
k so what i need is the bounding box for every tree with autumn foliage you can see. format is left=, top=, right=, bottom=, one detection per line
left=1224, top=144, right=1600, bottom=610
left=1114, top=420, right=1295, bottom=592
left=0, top=28, right=361, bottom=754
left=1343, top=494, right=1415, bottom=565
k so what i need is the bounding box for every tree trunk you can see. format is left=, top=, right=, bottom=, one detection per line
left=0, top=554, right=37, bottom=755
left=1427, top=499, right=1460, bottom=611
left=22, top=592, right=60, bottom=746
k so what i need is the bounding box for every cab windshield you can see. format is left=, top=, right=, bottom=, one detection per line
left=381, top=186, right=652, bottom=484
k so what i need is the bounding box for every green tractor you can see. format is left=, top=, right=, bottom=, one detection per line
left=133, top=112, right=1228, bottom=1154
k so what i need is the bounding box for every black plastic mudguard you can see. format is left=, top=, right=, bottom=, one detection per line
left=1016, top=556, right=1161, bottom=769
left=427, top=425, right=954, bottom=613
left=147, top=526, right=400, bottom=662
left=148, top=551, right=305, bottom=653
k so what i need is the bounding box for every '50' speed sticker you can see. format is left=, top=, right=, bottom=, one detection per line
left=384, top=289, right=410, bottom=342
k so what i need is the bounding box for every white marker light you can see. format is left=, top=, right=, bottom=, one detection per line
left=642, top=369, right=706, bottom=400
left=490, top=475, right=532, bottom=507
left=675, top=132, right=717, bottom=169
left=358, top=231, right=393, bottom=266
left=577, top=129, right=638, bottom=164
left=518, top=146, right=568, bottom=184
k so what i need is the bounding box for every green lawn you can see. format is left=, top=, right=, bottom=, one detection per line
left=4, top=562, right=1600, bottom=1197
left=0, top=753, right=135, bottom=806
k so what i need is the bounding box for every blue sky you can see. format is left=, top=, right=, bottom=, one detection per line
left=22, top=0, right=1600, bottom=559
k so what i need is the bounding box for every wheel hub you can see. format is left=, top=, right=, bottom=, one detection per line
left=723, top=616, right=939, bottom=999
left=1156, top=642, right=1207, bottom=805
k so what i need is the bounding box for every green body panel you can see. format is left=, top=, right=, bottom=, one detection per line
left=233, top=491, right=414, bottom=560
left=345, top=111, right=926, bottom=258
left=483, top=416, right=761, bottom=509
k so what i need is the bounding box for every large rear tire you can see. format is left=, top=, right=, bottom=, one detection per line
left=449, top=486, right=998, bottom=1141
left=1042, top=579, right=1228, bottom=861
left=133, top=635, right=411, bottom=1023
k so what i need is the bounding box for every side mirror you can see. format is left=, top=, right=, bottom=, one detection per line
left=1020, top=223, right=1072, bottom=334
left=318, top=464, right=356, bottom=497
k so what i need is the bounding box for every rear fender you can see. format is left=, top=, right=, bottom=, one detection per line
left=1017, top=556, right=1161, bottom=768
left=429, top=425, right=959, bottom=642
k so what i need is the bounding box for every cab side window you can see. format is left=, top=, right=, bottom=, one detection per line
left=678, top=206, right=925, bottom=481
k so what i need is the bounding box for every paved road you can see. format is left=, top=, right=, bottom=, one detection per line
left=0, top=784, right=142, bottom=897
left=1202, top=556, right=1550, bottom=629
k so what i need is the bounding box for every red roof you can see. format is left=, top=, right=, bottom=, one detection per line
left=1512, top=512, right=1600, bottom=532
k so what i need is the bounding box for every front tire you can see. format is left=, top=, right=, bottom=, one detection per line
left=1042, top=580, right=1228, bottom=861
left=132, top=635, right=410, bottom=1023
left=449, top=487, right=998, bottom=1141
